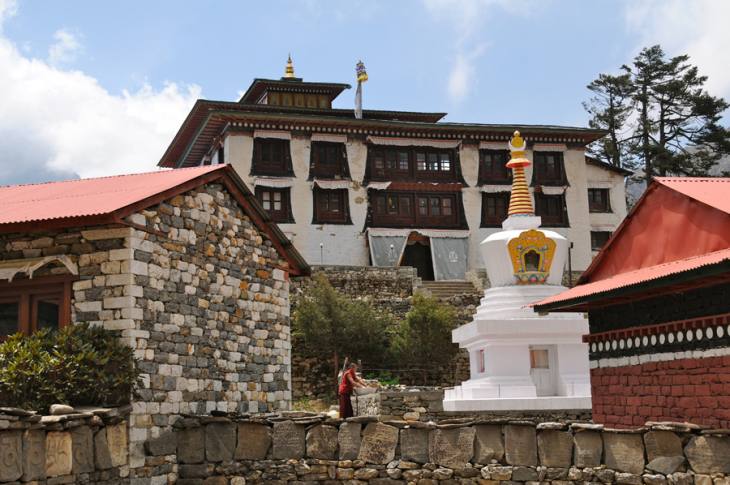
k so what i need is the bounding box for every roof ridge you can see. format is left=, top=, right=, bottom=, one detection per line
left=599, top=247, right=730, bottom=281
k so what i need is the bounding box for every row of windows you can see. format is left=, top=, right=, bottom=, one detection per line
left=255, top=187, right=350, bottom=225
left=481, top=192, right=569, bottom=227
left=249, top=140, right=579, bottom=187
left=370, top=193, right=458, bottom=228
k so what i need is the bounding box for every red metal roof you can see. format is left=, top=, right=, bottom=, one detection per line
left=0, top=166, right=222, bottom=225
left=655, top=177, right=730, bottom=214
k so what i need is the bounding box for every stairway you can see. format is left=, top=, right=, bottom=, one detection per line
left=418, top=280, right=479, bottom=300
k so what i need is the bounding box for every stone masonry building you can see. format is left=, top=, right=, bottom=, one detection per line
left=0, top=165, right=309, bottom=470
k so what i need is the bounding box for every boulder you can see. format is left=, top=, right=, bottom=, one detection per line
left=235, top=423, right=271, bottom=460
left=684, top=435, right=730, bottom=474
left=603, top=432, right=646, bottom=474
left=400, top=428, right=429, bottom=464
left=647, top=456, right=686, bottom=475
left=50, top=404, right=74, bottom=416
left=504, top=424, right=537, bottom=466
left=428, top=427, right=476, bottom=469
left=357, top=422, right=399, bottom=464
left=537, top=430, right=573, bottom=467
left=338, top=422, right=361, bottom=460
left=306, top=425, right=338, bottom=460
left=474, top=424, right=504, bottom=463
left=272, top=421, right=305, bottom=460
left=644, top=431, right=683, bottom=462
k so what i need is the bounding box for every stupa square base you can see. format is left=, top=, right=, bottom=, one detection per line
left=443, top=395, right=592, bottom=412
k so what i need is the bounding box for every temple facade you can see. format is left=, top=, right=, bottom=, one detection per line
left=158, top=59, right=629, bottom=281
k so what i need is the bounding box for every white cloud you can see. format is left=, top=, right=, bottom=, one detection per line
left=447, top=45, right=486, bottom=101
left=48, top=29, right=82, bottom=65
left=0, top=5, right=200, bottom=185
left=0, top=0, right=17, bottom=28
left=624, top=0, right=730, bottom=98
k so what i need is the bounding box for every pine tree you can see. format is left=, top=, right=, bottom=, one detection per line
left=583, top=73, right=634, bottom=168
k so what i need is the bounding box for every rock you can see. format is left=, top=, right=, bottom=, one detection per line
left=50, top=404, right=74, bottom=416
left=178, top=426, right=205, bottom=464
left=644, top=431, right=683, bottom=462
left=596, top=468, right=616, bottom=483
left=338, top=422, right=361, bottom=460
left=45, top=431, right=72, bottom=477
left=432, top=467, right=454, bottom=480
left=0, top=430, right=22, bottom=482
left=668, top=472, right=694, bottom=485
left=604, top=432, right=646, bottom=474
left=105, top=421, right=128, bottom=467
left=205, top=422, right=236, bottom=462
left=643, top=473, right=668, bottom=485
left=306, top=425, right=338, bottom=460
left=504, top=424, right=538, bottom=466
left=94, top=428, right=112, bottom=470
left=354, top=467, right=379, bottom=479
left=400, top=428, right=429, bottom=464
left=487, top=464, right=513, bottom=480
left=684, top=435, right=730, bottom=474
left=403, top=412, right=420, bottom=421
left=574, top=430, right=603, bottom=467
left=272, top=421, right=306, bottom=460
left=22, top=429, right=46, bottom=481
left=537, top=430, right=573, bottom=467
left=474, top=424, right=504, bottom=463
left=428, top=427, right=476, bottom=469
left=357, top=422, right=399, bottom=465
left=145, top=429, right=178, bottom=456
left=512, top=466, right=538, bottom=481
left=694, top=474, right=713, bottom=485
left=71, top=425, right=94, bottom=473
left=616, top=472, right=643, bottom=485
left=235, top=423, right=271, bottom=460
left=647, top=456, right=686, bottom=475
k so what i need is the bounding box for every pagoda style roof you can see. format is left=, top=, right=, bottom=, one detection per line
left=238, top=78, right=351, bottom=104
left=585, top=155, right=633, bottom=176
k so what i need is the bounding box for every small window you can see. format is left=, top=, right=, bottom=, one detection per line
left=588, top=188, right=611, bottom=213
left=313, top=188, right=350, bottom=224
left=310, top=142, right=349, bottom=179
left=535, top=193, right=568, bottom=227
left=252, top=138, right=292, bottom=176
left=478, top=349, right=485, bottom=373
left=530, top=349, right=549, bottom=369
left=255, top=187, right=293, bottom=223
left=398, top=151, right=409, bottom=171
left=591, top=231, right=612, bottom=251
left=216, top=146, right=225, bottom=165
left=416, top=152, right=426, bottom=171
left=478, top=150, right=511, bottom=185
left=0, top=277, right=71, bottom=339
left=532, top=152, right=567, bottom=186
left=481, top=192, right=510, bottom=227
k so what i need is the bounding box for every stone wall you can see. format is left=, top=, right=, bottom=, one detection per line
left=0, top=406, right=130, bottom=484
left=141, top=411, right=730, bottom=483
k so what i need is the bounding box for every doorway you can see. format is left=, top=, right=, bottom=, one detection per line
left=401, top=238, right=434, bottom=281
left=529, top=345, right=557, bottom=396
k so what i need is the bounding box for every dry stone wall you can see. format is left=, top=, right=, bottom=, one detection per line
left=138, top=412, right=730, bottom=484
left=0, top=406, right=130, bottom=484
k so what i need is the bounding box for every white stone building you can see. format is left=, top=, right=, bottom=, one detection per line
left=158, top=61, right=630, bottom=281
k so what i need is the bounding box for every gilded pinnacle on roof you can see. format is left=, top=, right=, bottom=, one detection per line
left=506, top=131, right=535, bottom=216
left=284, top=54, right=295, bottom=78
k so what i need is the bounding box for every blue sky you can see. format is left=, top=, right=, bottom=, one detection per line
left=0, top=0, right=728, bottom=183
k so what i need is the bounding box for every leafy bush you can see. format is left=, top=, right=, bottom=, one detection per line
left=0, top=324, right=140, bottom=412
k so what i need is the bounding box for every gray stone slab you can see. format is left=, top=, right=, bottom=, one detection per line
left=504, top=424, right=537, bottom=466
left=537, top=430, right=573, bottom=468
left=574, top=430, right=603, bottom=467
left=45, top=431, right=72, bottom=477
left=272, top=421, right=306, bottom=460
left=604, top=432, right=646, bottom=474
left=357, top=422, right=399, bottom=465
left=338, top=421, right=361, bottom=460
left=643, top=430, right=683, bottom=462
left=647, top=456, right=686, bottom=475
left=178, top=427, right=205, bottom=464
left=235, top=423, right=271, bottom=460
left=94, top=428, right=113, bottom=470
left=428, top=427, right=476, bottom=469
left=306, top=424, right=338, bottom=460
left=22, top=429, right=46, bottom=481
left=0, top=430, right=22, bottom=482
left=205, top=422, right=236, bottom=462
left=684, top=435, right=730, bottom=474
left=71, top=425, right=94, bottom=474
left=474, top=424, right=504, bottom=463
left=145, top=430, right=178, bottom=456
left=400, top=428, right=429, bottom=464
left=106, top=421, right=128, bottom=467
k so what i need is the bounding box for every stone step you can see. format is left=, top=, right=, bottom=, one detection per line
left=418, top=280, right=479, bottom=300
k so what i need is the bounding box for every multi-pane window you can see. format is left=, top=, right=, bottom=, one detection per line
left=368, top=146, right=456, bottom=181
left=310, top=142, right=349, bottom=179
left=588, top=188, right=611, bottom=213
left=371, top=191, right=460, bottom=228
left=481, top=192, right=510, bottom=227
left=0, top=277, right=71, bottom=339
left=532, top=152, right=567, bottom=185
left=478, top=150, right=511, bottom=185
left=591, top=231, right=612, bottom=251
left=535, top=193, right=568, bottom=226
left=313, top=188, right=350, bottom=224
left=252, top=138, right=292, bottom=176
left=255, top=187, right=293, bottom=223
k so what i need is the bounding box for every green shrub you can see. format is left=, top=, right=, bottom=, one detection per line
left=0, top=324, right=140, bottom=413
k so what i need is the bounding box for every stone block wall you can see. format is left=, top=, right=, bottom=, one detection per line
left=139, top=411, right=730, bottom=483
left=0, top=406, right=130, bottom=484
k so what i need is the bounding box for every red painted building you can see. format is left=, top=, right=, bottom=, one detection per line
left=535, top=177, right=730, bottom=428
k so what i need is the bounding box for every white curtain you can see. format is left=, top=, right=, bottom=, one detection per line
left=368, top=234, right=407, bottom=267
left=430, top=237, right=469, bottom=281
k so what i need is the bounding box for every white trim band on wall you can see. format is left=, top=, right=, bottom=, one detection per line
left=311, top=133, right=348, bottom=144
left=479, top=141, right=508, bottom=150
left=479, top=185, right=512, bottom=193
left=533, top=143, right=567, bottom=152
left=367, top=136, right=461, bottom=149
left=252, top=177, right=295, bottom=188
left=253, top=130, right=291, bottom=140
left=312, top=179, right=352, bottom=190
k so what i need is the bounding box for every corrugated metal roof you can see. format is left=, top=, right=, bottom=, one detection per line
left=534, top=248, right=730, bottom=310
left=655, top=177, right=730, bottom=215
left=0, top=166, right=222, bottom=225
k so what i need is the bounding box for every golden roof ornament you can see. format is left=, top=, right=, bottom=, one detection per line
left=506, top=130, right=535, bottom=217
left=284, top=54, right=295, bottom=79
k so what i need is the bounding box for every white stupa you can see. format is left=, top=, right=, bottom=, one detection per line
left=443, top=131, right=591, bottom=412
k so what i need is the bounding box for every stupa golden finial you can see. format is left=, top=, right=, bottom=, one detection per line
left=284, top=54, right=295, bottom=78
left=505, top=130, right=535, bottom=216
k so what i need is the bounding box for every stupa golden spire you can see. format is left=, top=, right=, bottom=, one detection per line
left=506, top=131, right=534, bottom=216
left=284, top=54, right=295, bottom=78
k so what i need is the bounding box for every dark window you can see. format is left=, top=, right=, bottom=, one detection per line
left=535, top=193, right=568, bottom=226
left=217, top=146, right=225, bottom=165
left=478, top=150, right=511, bottom=185
left=252, top=138, right=292, bottom=176
left=588, top=188, right=611, bottom=213
left=255, top=187, right=294, bottom=223
left=371, top=191, right=460, bottom=228
left=368, top=146, right=457, bottom=181
left=310, top=142, right=349, bottom=179
left=481, top=192, right=510, bottom=227
left=532, top=152, right=567, bottom=186
left=0, top=277, right=71, bottom=339
left=591, top=231, right=612, bottom=251
left=313, top=188, right=350, bottom=224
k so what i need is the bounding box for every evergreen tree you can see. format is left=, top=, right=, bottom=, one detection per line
left=583, top=73, right=634, bottom=168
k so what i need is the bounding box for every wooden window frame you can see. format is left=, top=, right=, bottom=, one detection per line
left=532, top=151, right=567, bottom=186
left=367, top=146, right=458, bottom=182
left=591, top=231, right=612, bottom=251
left=254, top=186, right=294, bottom=223
left=313, top=188, right=351, bottom=225
left=251, top=138, right=293, bottom=176
left=370, top=191, right=461, bottom=229
left=588, top=188, right=612, bottom=213
left=0, top=275, right=73, bottom=339
left=481, top=192, right=510, bottom=227
left=535, top=192, right=569, bottom=227
left=309, top=141, right=350, bottom=179
left=478, top=150, right=512, bottom=185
